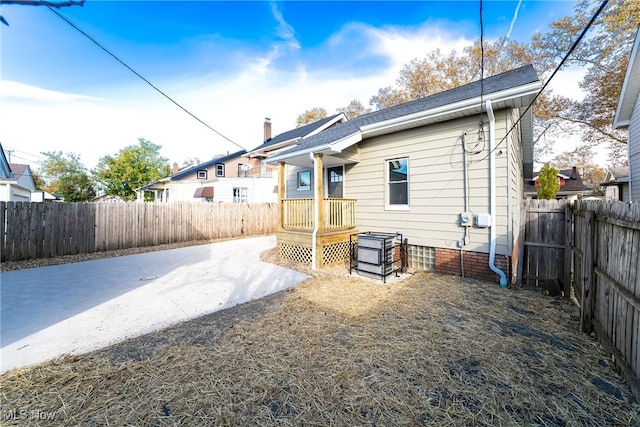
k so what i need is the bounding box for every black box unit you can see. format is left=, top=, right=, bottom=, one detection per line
left=350, top=232, right=406, bottom=282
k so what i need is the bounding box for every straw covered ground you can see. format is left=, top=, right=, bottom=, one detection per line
left=1, top=249, right=638, bottom=426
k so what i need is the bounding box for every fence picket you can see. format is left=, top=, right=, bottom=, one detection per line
left=0, top=201, right=277, bottom=262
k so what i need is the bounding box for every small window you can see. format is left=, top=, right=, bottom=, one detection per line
left=233, top=187, right=248, bottom=203
left=386, top=157, right=409, bottom=209
left=238, top=164, right=250, bottom=177
left=297, top=171, right=311, bottom=191
left=197, top=170, right=207, bottom=179
left=216, top=164, right=225, bottom=177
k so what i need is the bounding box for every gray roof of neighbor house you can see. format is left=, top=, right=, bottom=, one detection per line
left=523, top=168, right=587, bottom=195
left=270, top=65, right=540, bottom=160
left=602, top=166, right=630, bottom=186
left=608, top=167, right=629, bottom=180
left=139, top=150, right=247, bottom=191
left=0, top=163, right=26, bottom=182
left=248, top=113, right=347, bottom=153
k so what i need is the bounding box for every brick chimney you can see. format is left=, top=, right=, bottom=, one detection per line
left=173, top=162, right=179, bottom=174
left=264, top=118, right=272, bottom=142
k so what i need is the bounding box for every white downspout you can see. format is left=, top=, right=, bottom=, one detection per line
left=485, top=100, right=508, bottom=288
left=310, top=152, right=319, bottom=270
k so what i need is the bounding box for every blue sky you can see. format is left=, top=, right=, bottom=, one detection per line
left=0, top=0, right=580, bottom=169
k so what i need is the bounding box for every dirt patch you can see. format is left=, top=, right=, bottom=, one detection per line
left=1, top=249, right=638, bottom=426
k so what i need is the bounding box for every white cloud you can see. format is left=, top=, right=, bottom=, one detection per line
left=270, top=1, right=300, bottom=50
left=506, top=0, right=523, bottom=40
left=0, top=81, right=103, bottom=103
left=1, top=21, right=491, bottom=171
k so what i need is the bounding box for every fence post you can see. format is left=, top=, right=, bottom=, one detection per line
left=564, top=204, right=572, bottom=298
left=580, top=209, right=595, bottom=333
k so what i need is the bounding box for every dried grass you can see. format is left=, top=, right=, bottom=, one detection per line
left=1, top=250, right=638, bottom=426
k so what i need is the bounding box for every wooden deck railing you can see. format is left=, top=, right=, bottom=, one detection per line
left=282, top=198, right=356, bottom=231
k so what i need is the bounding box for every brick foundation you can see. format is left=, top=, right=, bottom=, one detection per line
left=435, top=248, right=511, bottom=284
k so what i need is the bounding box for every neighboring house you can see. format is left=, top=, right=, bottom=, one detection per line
left=613, top=25, right=640, bottom=201
left=136, top=115, right=348, bottom=203
left=136, top=150, right=263, bottom=203
left=246, top=114, right=348, bottom=168
left=31, top=190, right=63, bottom=202
left=601, top=167, right=630, bottom=201
left=267, top=65, right=542, bottom=285
left=523, top=167, right=587, bottom=202
left=0, top=144, right=37, bottom=202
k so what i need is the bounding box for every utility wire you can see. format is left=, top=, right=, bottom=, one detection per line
left=47, top=7, right=245, bottom=151
left=477, top=0, right=609, bottom=162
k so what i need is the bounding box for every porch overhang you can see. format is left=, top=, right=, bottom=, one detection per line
left=267, top=132, right=362, bottom=168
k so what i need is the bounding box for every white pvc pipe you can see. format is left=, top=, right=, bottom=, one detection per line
left=485, top=100, right=508, bottom=288
left=310, top=152, right=319, bottom=270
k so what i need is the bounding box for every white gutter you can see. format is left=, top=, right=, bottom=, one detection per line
left=485, top=100, right=508, bottom=288
left=310, top=151, right=319, bottom=270
left=361, top=82, right=541, bottom=136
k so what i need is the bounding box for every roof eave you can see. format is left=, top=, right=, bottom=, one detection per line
left=614, top=27, right=640, bottom=129
left=361, top=82, right=541, bottom=138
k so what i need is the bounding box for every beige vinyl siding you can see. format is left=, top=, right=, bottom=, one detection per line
left=285, top=165, right=314, bottom=199
left=507, top=108, right=523, bottom=254
left=346, top=110, right=514, bottom=256
left=629, top=93, right=640, bottom=201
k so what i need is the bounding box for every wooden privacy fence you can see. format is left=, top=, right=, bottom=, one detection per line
left=573, top=200, right=640, bottom=401
left=517, top=199, right=571, bottom=295
left=0, top=201, right=279, bottom=261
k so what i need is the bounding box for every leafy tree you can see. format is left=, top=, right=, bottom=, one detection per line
left=365, top=0, right=638, bottom=165
left=93, top=138, right=168, bottom=201
left=296, top=107, right=327, bottom=128
left=530, top=0, right=639, bottom=166
left=39, top=151, right=95, bottom=202
left=31, top=170, right=46, bottom=190
left=336, top=99, right=371, bottom=120
left=552, top=147, right=605, bottom=188
left=537, top=164, right=561, bottom=200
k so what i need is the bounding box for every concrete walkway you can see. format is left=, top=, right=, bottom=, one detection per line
left=0, top=236, right=308, bottom=373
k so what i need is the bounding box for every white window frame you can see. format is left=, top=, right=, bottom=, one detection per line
left=297, top=171, right=311, bottom=191
left=216, top=164, right=225, bottom=177
left=385, top=157, right=409, bottom=210
left=233, top=187, right=248, bottom=203
left=197, top=169, right=207, bottom=179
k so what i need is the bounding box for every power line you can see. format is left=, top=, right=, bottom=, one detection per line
left=477, top=0, right=609, bottom=163
left=46, top=6, right=245, bottom=151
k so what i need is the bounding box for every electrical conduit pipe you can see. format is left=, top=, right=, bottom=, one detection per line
left=310, top=151, right=319, bottom=270
left=485, top=99, right=508, bottom=288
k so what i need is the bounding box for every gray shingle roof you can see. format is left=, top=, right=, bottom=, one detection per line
left=278, top=65, right=539, bottom=155
left=249, top=113, right=345, bottom=152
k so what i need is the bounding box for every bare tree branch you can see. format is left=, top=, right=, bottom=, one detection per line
left=557, top=114, right=628, bottom=144
left=0, top=0, right=84, bottom=8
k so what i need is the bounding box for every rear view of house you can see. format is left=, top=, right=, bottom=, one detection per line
left=268, top=65, right=542, bottom=285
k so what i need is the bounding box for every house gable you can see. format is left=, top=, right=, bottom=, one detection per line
left=247, top=113, right=348, bottom=158
left=268, top=65, right=540, bottom=166
left=614, top=26, right=640, bottom=201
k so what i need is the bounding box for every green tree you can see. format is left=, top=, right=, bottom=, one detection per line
left=93, top=138, right=168, bottom=201
left=537, top=164, right=561, bottom=200
left=31, top=170, right=46, bottom=190
left=39, top=151, right=96, bottom=202
left=295, top=107, right=328, bottom=128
